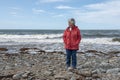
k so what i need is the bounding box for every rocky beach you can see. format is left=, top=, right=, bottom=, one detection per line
left=0, top=42, right=120, bottom=80
left=0, top=30, right=120, bottom=80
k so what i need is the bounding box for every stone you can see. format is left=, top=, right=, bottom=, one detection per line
left=85, top=50, right=98, bottom=53
left=0, top=74, right=13, bottom=79
left=5, top=65, right=14, bottom=70
left=99, top=62, right=114, bottom=69
left=20, top=48, right=29, bottom=52
left=24, top=62, right=32, bottom=67
left=54, top=71, right=68, bottom=79
left=44, top=71, right=52, bottom=76
left=0, top=48, right=8, bottom=51
left=22, top=71, right=31, bottom=78
left=70, top=75, right=76, bottom=80
left=82, top=59, right=99, bottom=69
left=92, top=74, right=102, bottom=78
left=85, top=53, right=95, bottom=57
left=117, top=53, right=120, bottom=57
left=13, top=71, right=25, bottom=79
left=92, top=68, right=106, bottom=74
left=102, top=73, right=120, bottom=80
left=54, top=75, right=68, bottom=79
left=109, top=57, right=119, bottom=63
left=106, top=68, right=120, bottom=74
left=79, top=69, right=92, bottom=77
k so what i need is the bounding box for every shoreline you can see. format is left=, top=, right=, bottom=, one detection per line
left=0, top=42, right=120, bottom=54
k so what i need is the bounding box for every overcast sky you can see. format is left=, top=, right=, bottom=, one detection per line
left=0, top=0, right=120, bottom=29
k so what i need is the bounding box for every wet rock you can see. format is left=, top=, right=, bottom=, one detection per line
left=117, top=53, right=120, bottom=57
left=92, top=73, right=102, bottom=79
left=38, top=50, right=46, bottom=53
left=54, top=74, right=68, bottom=79
left=85, top=77, right=92, bottom=80
left=44, top=71, right=53, bottom=76
left=79, top=69, right=92, bottom=77
left=13, top=71, right=31, bottom=79
left=4, top=53, right=19, bottom=56
left=27, top=50, right=38, bottom=54
left=109, top=51, right=120, bottom=54
left=0, top=48, right=8, bottom=51
left=5, top=65, right=14, bottom=70
left=20, top=48, right=39, bottom=54
left=54, top=71, right=68, bottom=79
left=0, top=74, right=13, bottom=79
left=102, top=73, right=120, bottom=80
left=108, top=57, right=119, bottom=64
left=106, top=68, right=120, bottom=74
left=22, top=71, right=31, bottom=78
left=13, top=71, right=24, bottom=79
left=81, top=60, right=98, bottom=69
left=85, top=53, right=95, bottom=57
left=85, top=50, right=98, bottom=53
left=70, top=74, right=76, bottom=80
left=20, top=48, right=30, bottom=52
left=99, top=62, right=114, bottom=69
left=112, top=38, right=120, bottom=42
left=92, top=68, right=106, bottom=74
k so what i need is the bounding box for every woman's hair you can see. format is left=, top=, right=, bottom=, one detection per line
left=68, top=18, right=75, bottom=25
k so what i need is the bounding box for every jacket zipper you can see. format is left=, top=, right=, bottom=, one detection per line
left=70, top=29, right=72, bottom=48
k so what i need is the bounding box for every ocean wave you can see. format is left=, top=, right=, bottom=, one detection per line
left=0, top=30, right=120, bottom=38
left=82, top=33, right=120, bottom=38
left=0, top=34, right=63, bottom=39
left=81, top=38, right=120, bottom=45
left=0, top=35, right=120, bottom=45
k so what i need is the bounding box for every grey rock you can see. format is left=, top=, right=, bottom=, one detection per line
left=54, top=71, right=69, bottom=79
left=92, top=68, right=106, bottom=74
left=54, top=75, right=68, bottom=79
left=85, top=53, right=95, bottom=57
left=44, top=71, right=52, bottom=76
left=79, top=69, right=92, bottom=77
left=70, top=75, right=76, bottom=80
left=102, top=73, right=120, bottom=80
left=86, top=77, right=92, bottom=80
left=99, top=62, right=114, bottom=69
left=13, top=72, right=24, bottom=79
left=24, top=61, right=32, bottom=67
left=106, top=68, right=120, bottom=74
left=5, top=65, right=14, bottom=70
left=22, top=71, right=31, bottom=78
left=108, top=57, right=119, bottom=63
left=117, top=53, right=120, bottom=57
left=82, top=61, right=95, bottom=68
left=13, top=71, right=31, bottom=79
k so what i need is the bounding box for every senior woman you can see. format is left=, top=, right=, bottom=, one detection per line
left=63, top=18, right=81, bottom=70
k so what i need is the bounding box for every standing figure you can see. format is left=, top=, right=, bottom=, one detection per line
left=63, top=18, right=81, bottom=70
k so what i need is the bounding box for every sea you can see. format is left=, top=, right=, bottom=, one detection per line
left=0, top=29, right=120, bottom=53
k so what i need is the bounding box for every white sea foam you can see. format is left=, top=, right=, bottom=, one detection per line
left=0, top=34, right=62, bottom=39
left=81, top=38, right=120, bottom=45
left=0, top=34, right=120, bottom=45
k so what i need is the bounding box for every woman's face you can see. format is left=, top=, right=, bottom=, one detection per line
left=68, top=21, right=74, bottom=27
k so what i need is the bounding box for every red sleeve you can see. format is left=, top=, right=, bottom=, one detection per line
left=63, top=30, right=67, bottom=45
left=76, top=28, right=81, bottom=45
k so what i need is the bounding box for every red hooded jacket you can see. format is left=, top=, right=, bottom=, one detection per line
left=63, top=26, right=81, bottom=50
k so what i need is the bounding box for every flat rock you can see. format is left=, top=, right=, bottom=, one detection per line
left=106, top=68, right=120, bottom=74
left=0, top=48, right=8, bottom=51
